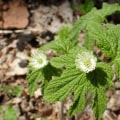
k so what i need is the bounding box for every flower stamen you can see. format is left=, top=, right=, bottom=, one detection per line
left=83, top=59, right=91, bottom=67
left=37, top=58, right=43, bottom=64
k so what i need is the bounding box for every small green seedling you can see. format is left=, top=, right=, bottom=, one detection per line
left=0, top=104, right=18, bottom=120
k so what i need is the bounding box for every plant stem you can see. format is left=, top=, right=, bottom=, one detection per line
left=58, top=101, right=64, bottom=120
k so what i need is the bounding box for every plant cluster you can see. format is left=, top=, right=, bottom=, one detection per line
left=27, top=3, right=120, bottom=120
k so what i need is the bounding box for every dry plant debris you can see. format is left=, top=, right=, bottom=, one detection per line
left=28, top=0, right=73, bottom=34
left=1, top=0, right=29, bottom=29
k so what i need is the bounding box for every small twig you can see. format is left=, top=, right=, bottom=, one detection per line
left=0, top=30, right=24, bottom=34
left=0, top=0, right=4, bottom=35
left=58, top=101, right=64, bottom=120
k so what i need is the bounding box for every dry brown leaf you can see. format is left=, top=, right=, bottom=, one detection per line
left=34, top=88, right=42, bottom=99
left=1, top=0, right=29, bottom=29
left=6, top=58, right=27, bottom=76
left=28, top=1, right=73, bottom=33
left=38, top=106, right=53, bottom=117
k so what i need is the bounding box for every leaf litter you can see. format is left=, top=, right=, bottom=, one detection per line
left=0, top=0, right=120, bottom=120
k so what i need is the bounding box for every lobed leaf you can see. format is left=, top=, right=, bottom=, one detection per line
left=50, top=46, right=84, bottom=68
left=42, top=64, right=62, bottom=94
left=114, top=56, right=120, bottom=80
left=45, top=59, right=113, bottom=119
left=90, top=62, right=113, bottom=88
left=44, top=68, right=84, bottom=103
left=105, top=24, right=120, bottom=56
left=87, top=62, right=113, bottom=119
left=50, top=54, right=75, bottom=69
left=92, top=88, right=107, bottom=120
left=69, top=82, right=89, bottom=115
left=27, top=69, right=43, bottom=96
left=85, top=22, right=119, bottom=58
left=69, top=3, right=120, bottom=42
left=27, top=64, right=61, bottom=96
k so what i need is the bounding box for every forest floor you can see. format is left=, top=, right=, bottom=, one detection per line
left=0, top=0, right=120, bottom=120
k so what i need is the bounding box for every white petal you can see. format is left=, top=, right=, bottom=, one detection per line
left=29, top=50, right=48, bottom=69
left=75, top=51, right=97, bottom=73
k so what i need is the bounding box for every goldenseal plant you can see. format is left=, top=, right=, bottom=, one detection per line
left=27, top=3, right=120, bottom=120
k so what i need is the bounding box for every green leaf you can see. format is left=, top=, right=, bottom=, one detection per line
left=40, top=24, right=76, bottom=54
left=78, top=0, right=94, bottom=14
left=101, top=3, right=120, bottom=17
left=105, top=24, right=120, bottom=56
left=85, top=22, right=119, bottom=58
left=99, top=24, right=118, bottom=58
left=84, top=22, right=103, bottom=50
left=27, top=64, right=61, bottom=96
left=4, top=85, right=23, bottom=97
left=50, top=54, right=75, bottom=69
left=93, top=88, right=107, bottom=120
left=85, top=3, right=120, bottom=23
left=69, top=82, right=89, bottom=115
left=87, top=63, right=113, bottom=120
left=27, top=69, right=43, bottom=96
left=91, top=62, right=113, bottom=88
left=39, top=40, right=56, bottom=51
left=114, top=55, right=120, bottom=80
left=68, top=3, right=120, bottom=42
left=3, top=105, right=18, bottom=120
left=117, top=32, right=120, bottom=56
left=84, top=32, right=95, bottom=50
left=43, top=64, right=61, bottom=81
left=42, top=64, right=62, bottom=94
left=0, top=106, right=2, bottom=113
left=69, top=62, right=113, bottom=118
left=44, top=60, right=113, bottom=119
left=50, top=46, right=84, bottom=68
left=44, top=68, right=84, bottom=103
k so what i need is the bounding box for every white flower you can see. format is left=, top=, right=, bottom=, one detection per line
left=29, top=50, right=48, bottom=69
left=75, top=51, right=97, bottom=73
